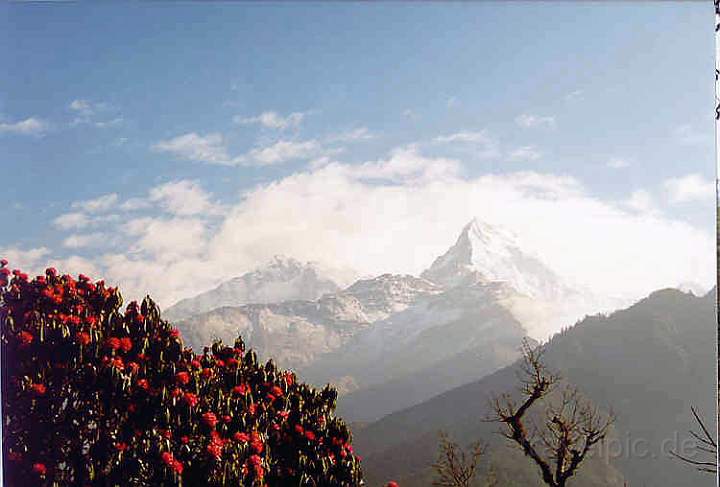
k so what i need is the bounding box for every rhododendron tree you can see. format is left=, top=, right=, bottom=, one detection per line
left=0, top=262, right=363, bottom=486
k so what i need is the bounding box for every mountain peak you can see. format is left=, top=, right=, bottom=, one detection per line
left=164, top=256, right=340, bottom=320
left=421, top=218, right=570, bottom=301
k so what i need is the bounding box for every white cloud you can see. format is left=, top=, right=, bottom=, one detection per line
left=0, top=117, right=47, bottom=135
left=663, top=173, right=715, bottom=204
left=53, top=212, right=91, bottom=230
left=152, top=132, right=230, bottom=164
left=68, top=99, right=121, bottom=128
left=326, top=127, right=374, bottom=143
left=515, top=113, right=556, bottom=129
left=241, top=139, right=322, bottom=166
left=0, top=247, right=51, bottom=271
left=122, top=217, right=209, bottom=263
left=433, top=130, right=500, bottom=159
left=149, top=180, right=222, bottom=216
left=19, top=147, right=714, bottom=332
left=507, top=146, right=542, bottom=162
left=71, top=193, right=118, bottom=213
left=120, top=197, right=152, bottom=211
left=234, top=111, right=305, bottom=130
left=69, top=99, right=93, bottom=115
left=63, top=233, right=107, bottom=249
left=625, top=189, right=655, bottom=213
left=607, top=158, right=630, bottom=169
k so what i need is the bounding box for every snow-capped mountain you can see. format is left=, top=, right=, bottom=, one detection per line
left=163, top=256, right=340, bottom=321
left=171, top=218, right=599, bottom=420
left=176, top=273, right=442, bottom=370
left=422, top=218, right=571, bottom=301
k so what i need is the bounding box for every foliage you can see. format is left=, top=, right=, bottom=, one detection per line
left=0, top=261, right=363, bottom=486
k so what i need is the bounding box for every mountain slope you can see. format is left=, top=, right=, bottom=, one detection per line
left=163, top=256, right=340, bottom=321
left=307, top=281, right=531, bottom=421
left=354, top=288, right=716, bottom=487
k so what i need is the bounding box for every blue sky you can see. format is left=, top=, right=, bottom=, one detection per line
left=0, top=2, right=715, bottom=308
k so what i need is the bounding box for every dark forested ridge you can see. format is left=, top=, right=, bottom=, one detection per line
left=355, top=288, right=716, bottom=487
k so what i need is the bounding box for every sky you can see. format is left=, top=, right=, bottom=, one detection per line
left=0, top=2, right=716, bottom=311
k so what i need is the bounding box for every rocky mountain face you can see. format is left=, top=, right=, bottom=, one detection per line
left=163, top=256, right=340, bottom=321
left=353, top=288, right=716, bottom=487
left=171, top=219, right=592, bottom=422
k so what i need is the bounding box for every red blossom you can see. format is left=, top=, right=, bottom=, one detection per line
left=119, top=337, right=133, bottom=353
left=30, top=383, right=46, bottom=396
left=202, top=412, right=218, bottom=429
left=19, top=331, right=33, bottom=346
left=32, top=463, right=47, bottom=476
left=175, top=371, right=190, bottom=385
left=105, top=337, right=121, bottom=350
left=183, top=392, right=199, bottom=407
left=234, top=432, right=249, bottom=443
left=76, top=332, right=91, bottom=346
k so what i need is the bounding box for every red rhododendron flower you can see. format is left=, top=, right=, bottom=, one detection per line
left=169, top=328, right=181, bottom=338
left=294, top=424, right=304, bottom=434
left=30, top=383, right=46, bottom=396
left=202, top=412, right=218, bottom=429
left=119, top=337, right=133, bottom=352
left=191, top=359, right=201, bottom=369
left=136, top=379, right=149, bottom=391
left=249, top=454, right=262, bottom=466
left=32, top=463, right=47, bottom=476
left=180, top=435, right=190, bottom=444
left=201, top=368, right=214, bottom=379
left=115, top=442, right=128, bottom=451
left=304, top=430, right=316, bottom=441
left=175, top=371, right=190, bottom=385
left=251, top=438, right=265, bottom=454
left=19, top=331, right=33, bottom=346
left=270, top=385, right=283, bottom=397
left=234, top=432, right=249, bottom=443
left=183, top=392, right=199, bottom=407
left=233, top=383, right=249, bottom=395
left=105, top=337, right=121, bottom=350
left=76, top=332, right=91, bottom=346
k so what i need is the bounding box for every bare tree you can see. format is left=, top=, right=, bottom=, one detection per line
left=489, top=340, right=614, bottom=487
left=432, top=431, right=485, bottom=487
left=670, top=406, right=717, bottom=474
